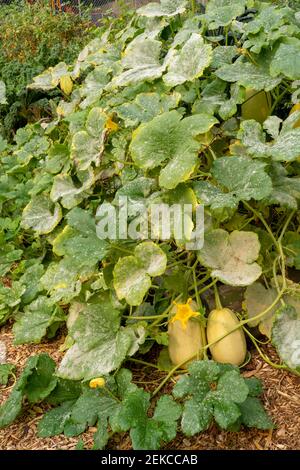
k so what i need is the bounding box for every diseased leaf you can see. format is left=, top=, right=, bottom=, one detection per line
left=270, top=38, right=300, bottom=80
left=130, top=110, right=218, bottom=189
left=13, top=296, right=66, bottom=345
left=112, top=37, right=165, bottom=87
left=22, top=195, right=62, bottom=235
left=113, top=241, right=167, bottom=305
left=239, top=397, right=274, bottom=429
left=58, top=293, right=145, bottom=380
left=216, top=59, right=281, bottom=91
left=198, top=229, right=262, bottom=286
left=272, top=305, right=300, bottom=373
left=138, top=0, right=187, bottom=18
left=194, top=156, right=272, bottom=211
left=0, top=81, right=7, bottom=105
left=204, top=0, right=247, bottom=28
left=164, top=34, right=212, bottom=87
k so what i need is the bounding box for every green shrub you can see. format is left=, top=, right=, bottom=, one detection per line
left=0, top=0, right=96, bottom=138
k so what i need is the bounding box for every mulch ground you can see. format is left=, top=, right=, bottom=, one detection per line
left=0, top=323, right=299, bottom=450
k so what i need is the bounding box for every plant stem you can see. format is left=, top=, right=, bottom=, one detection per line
left=128, top=358, right=160, bottom=369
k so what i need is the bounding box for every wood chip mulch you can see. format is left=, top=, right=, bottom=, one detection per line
left=0, top=325, right=299, bottom=450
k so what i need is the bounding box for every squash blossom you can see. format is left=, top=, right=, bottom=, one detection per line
left=89, top=377, right=106, bottom=389
left=170, top=298, right=199, bottom=329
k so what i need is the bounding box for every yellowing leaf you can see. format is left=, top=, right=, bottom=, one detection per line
left=59, top=75, right=73, bottom=95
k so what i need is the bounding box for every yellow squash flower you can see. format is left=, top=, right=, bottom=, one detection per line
left=170, top=298, right=199, bottom=329
left=89, top=377, right=106, bottom=389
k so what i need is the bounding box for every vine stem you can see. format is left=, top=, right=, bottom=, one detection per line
left=152, top=289, right=285, bottom=397
left=128, top=358, right=160, bottom=370
left=243, top=326, right=288, bottom=370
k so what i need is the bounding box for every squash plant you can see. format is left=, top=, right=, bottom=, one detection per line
left=0, top=0, right=300, bottom=449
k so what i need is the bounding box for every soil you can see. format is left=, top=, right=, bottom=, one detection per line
left=0, top=323, right=299, bottom=451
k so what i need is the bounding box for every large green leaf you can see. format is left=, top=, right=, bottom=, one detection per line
left=262, top=164, right=300, bottom=210
left=53, top=207, right=109, bottom=269
left=112, top=37, right=165, bottom=87
left=204, top=0, right=247, bottom=28
left=216, top=59, right=281, bottom=91
left=164, top=34, right=212, bottom=87
left=272, top=305, right=300, bottom=373
left=194, top=156, right=272, bottom=211
left=198, top=229, right=262, bottom=286
left=70, top=108, right=108, bottom=170
left=270, top=38, right=300, bottom=80
left=58, top=294, right=145, bottom=380
left=130, top=110, right=218, bottom=189
left=0, top=354, right=57, bottom=428
left=50, top=169, right=94, bottom=209
left=137, top=0, right=187, bottom=18
left=113, top=241, right=167, bottom=306
left=115, top=92, right=180, bottom=127
left=238, top=119, right=300, bottom=162
left=13, top=296, right=66, bottom=345
left=21, top=195, right=62, bottom=235
left=116, top=388, right=181, bottom=450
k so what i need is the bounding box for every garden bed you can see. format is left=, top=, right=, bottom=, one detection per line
left=0, top=324, right=299, bottom=450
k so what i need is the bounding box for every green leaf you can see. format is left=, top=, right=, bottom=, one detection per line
left=244, top=282, right=279, bottom=336
left=239, top=397, right=273, bottom=429
left=58, top=293, right=145, bottom=380
left=70, top=108, right=107, bottom=171
left=53, top=207, right=108, bottom=269
left=216, top=370, right=249, bottom=404
left=164, top=34, right=212, bottom=87
left=153, top=395, right=182, bottom=441
left=198, top=229, right=262, bottom=286
left=238, top=119, right=300, bottom=162
left=263, top=163, right=300, bottom=209
left=194, top=156, right=272, bottom=211
left=112, top=37, right=165, bottom=87
left=0, top=354, right=57, bottom=428
left=38, top=401, right=76, bottom=437
left=13, top=296, right=66, bottom=345
left=113, top=241, right=167, bottom=306
left=40, top=259, right=82, bottom=302
left=216, top=59, right=281, bottom=91
left=180, top=398, right=213, bottom=435
left=28, top=62, right=69, bottom=91
left=272, top=305, right=300, bottom=373
left=116, top=92, right=180, bottom=127
left=22, top=195, right=62, bottom=235
left=213, top=400, right=241, bottom=429
left=117, top=388, right=180, bottom=450
left=0, top=363, right=15, bottom=386
left=204, top=0, right=247, bottom=28
left=270, top=38, right=300, bottom=80
left=22, top=354, right=57, bottom=403
left=50, top=169, right=94, bottom=209
left=137, top=0, right=187, bottom=18
left=130, top=110, right=218, bottom=189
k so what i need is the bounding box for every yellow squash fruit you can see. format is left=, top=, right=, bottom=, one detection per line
left=59, top=74, right=73, bottom=96
left=241, top=89, right=272, bottom=124
left=289, top=103, right=300, bottom=128
left=207, top=308, right=246, bottom=366
left=168, top=299, right=206, bottom=366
